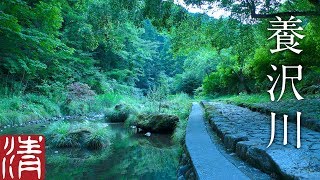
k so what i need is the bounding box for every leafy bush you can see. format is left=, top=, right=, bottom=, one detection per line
left=160, top=93, right=190, bottom=119
left=0, top=94, right=61, bottom=126
left=24, top=94, right=61, bottom=115
left=67, top=82, right=96, bottom=101
left=63, top=101, right=90, bottom=115
left=105, top=104, right=136, bottom=123
left=146, top=84, right=169, bottom=113
left=203, top=67, right=238, bottom=95
left=194, top=86, right=205, bottom=97
left=61, top=82, right=96, bottom=115
left=36, top=81, right=67, bottom=102
left=174, top=72, right=202, bottom=95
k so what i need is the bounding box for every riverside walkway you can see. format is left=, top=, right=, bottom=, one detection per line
left=185, top=103, right=249, bottom=180
left=201, top=101, right=320, bottom=179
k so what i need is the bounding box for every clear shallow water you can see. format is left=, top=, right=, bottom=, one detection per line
left=0, top=118, right=179, bottom=180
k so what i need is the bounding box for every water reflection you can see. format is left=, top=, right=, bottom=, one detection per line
left=1, top=119, right=179, bottom=179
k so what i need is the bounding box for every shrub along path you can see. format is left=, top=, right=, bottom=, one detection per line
left=202, top=101, right=320, bottom=179
left=185, top=103, right=249, bottom=179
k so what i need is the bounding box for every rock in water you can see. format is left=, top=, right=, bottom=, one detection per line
left=105, top=104, right=136, bottom=123
left=135, top=114, right=179, bottom=133
left=144, top=132, right=151, bottom=137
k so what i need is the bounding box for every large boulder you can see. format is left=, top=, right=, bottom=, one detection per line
left=135, top=114, right=179, bottom=133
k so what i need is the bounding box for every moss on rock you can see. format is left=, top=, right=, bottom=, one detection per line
left=135, top=114, right=179, bottom=133
left=105, top=104, right=136, bottom=123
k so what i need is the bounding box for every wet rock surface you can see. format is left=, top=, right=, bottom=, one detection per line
left=202, top=101, right=320, bottom=179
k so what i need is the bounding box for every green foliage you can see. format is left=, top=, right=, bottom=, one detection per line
left=89, top=92, right=123, bottom=112
left=85, top=126, right=112, bottom=150
left=105, top=104, right=137, bottom=123
left=46, top=121, right=113, bottom=150
left=0, top=0, right=181, bottom=99
left=175, top=72, right=202, bottom=95
left=0, top=94, right=61, bottom=126
left=1, top=0, right=319, bottom=100
left=167, top=5, right=320, bottom=95
left=169, top=93, right=192, bottom=143
left=45, top=122, right=81, bottom=148
left=147, top=80, right=170, bottom=113
left=203, top=68, right=236, bottom=95
left=67, top=82, right=96, bottom=101
left=173, top=47, right=219, bottom=94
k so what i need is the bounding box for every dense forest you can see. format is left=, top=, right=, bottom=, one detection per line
left=1, top=0, right=320, bottom=131
left=1, top=0, right=320, bottom=98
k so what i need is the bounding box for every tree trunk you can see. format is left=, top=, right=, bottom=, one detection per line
left=237, top=69, right=252, bottom=94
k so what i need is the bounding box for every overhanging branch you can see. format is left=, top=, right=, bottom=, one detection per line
left=245, top=0, right=320, bottom=18
left=251, top=11, right=320, bottom=18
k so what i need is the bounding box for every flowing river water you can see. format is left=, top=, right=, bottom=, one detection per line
left=0, top=117, right=180, bottom=179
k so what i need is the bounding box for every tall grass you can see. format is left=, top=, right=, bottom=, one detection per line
left=0, top=90, right=193, bottom=147
left=214, top=91, right=311, bottom=105
left=168, top=93, right=192, bottom=144
left=45, top=122, right=81, bottom=148
left=45, top=121, right=113, bottom=150
left=0, top=94, right=61, bottom=126
left=0, top=90, right=142, bottom=126
left=89, top=92, right=142, bottom=113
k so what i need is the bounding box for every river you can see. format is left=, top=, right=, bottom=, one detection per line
left=0, top=117, right=180, bottom=179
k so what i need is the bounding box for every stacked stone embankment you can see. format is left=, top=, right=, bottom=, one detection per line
left=202, top=101, right=320, bottom=179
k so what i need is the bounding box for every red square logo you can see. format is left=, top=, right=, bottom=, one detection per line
left=0, top=135, right=45, bottom=180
